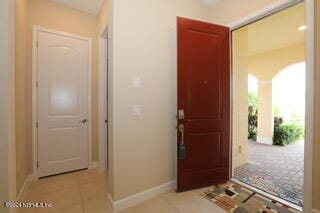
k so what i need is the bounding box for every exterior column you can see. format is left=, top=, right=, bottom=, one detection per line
left=232, top=28, right=248, bottom=168
left=257, top=81, right=274, bottom=145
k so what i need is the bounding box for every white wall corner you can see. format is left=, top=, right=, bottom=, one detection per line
left=17, top=175, right=32, bottom=202
left=109, top=181, right=176, bottom=212
left=256, top=136, right=273, bottom=145
left=31, top=174, right=38, bottom=182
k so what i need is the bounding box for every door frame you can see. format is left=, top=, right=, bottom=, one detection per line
left=32, top=26, right=92, bottom=179
left=228, top=0, right=314, bottom=212
left=98, top=27, right=109, bottom=171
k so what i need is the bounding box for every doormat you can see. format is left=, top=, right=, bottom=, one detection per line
left=201, top=182, right=301, bottom=213
left=240, top=175, right=303, bottom=207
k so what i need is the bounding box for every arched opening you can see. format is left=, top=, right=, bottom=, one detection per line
left=248, top=74, right=259, bottom=107
left=272, top=62, right=306, bottom=124
left=248, top=74, right=259, bottom=141
left=248, top=74, right=259, bottom=96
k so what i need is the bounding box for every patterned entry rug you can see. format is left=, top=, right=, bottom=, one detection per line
left=201, top=182, right=301, bottom=213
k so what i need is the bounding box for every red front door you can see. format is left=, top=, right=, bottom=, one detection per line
left=177, top=17, right=231, bottom=192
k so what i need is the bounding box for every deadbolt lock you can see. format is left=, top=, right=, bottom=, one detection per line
left=178, top=109, right=185, bottom=120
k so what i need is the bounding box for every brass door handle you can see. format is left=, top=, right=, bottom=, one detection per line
left=79, top=119, right=87, bottom=123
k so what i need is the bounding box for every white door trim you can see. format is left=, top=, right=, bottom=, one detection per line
left=32, top=26, right=92, bottom=179
left=228, top=0, right=304, bottom=30
left=229, top=1, right=314, bottom=212
left=304, top=0, right=315, bottom=212
left=98, top=27, right=109, bottom=171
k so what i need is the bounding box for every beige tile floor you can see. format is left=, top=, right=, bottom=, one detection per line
left=119, top=188, right=226, bottom=213
left=18, top=169, right=111, bottom=213
left=19, top=169, right=226, bottom=213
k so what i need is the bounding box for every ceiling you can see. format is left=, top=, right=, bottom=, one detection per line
left=200, top=0, right=220, bottom=7
left=50, top=0, right=220, bottom=14
left=50, top=0, right=104, bottom=15
left=50, top=0, right=304, bottom=55
left=246, top=3, right=305, bottom=55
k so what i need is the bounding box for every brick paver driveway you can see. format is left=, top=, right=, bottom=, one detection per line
left=234, top=140, right=304, bottom=206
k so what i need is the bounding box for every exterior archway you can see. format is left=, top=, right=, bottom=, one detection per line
left=272, top=62, right=306, bottom=123
left=249, top=43, right=305, bottom=81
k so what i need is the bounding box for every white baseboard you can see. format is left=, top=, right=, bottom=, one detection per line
left=313, top=209, right=320, bottom=213
left=257, top=136, right=273, bottom=145
left=17, top=175, right=32, bottom=201
left=31, top=173, right=39, bottom=181
left=98, top=161, right=106, bottom=172
left=108, top=181, right=176, bottom=212
left=89, top=161, right=99, bottom=169
left=107, top=193, right=114, bottom=211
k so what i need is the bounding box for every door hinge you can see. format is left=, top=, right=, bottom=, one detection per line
left=37, top=161, right=39, bottom=168
left=36, top=41, right=39, bottom=48
left=36, top=122, right=38, bottom=128
left=36, top=81, right=38, bottom=88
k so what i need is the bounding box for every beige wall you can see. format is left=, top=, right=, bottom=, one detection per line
left=314, top=0, right=320, bottom=210
left=0, top=0, right=16, bottom=210
left=257, top=81, right=274, bottom=141
left=15, top=0, right=29, bottom=194
left=109, top=0, right=210, bottom=200
left=232, top=28, right=249, bottom=168
left=209, top=0, right=282, bottom=25
left=249, top=43, right=306, bottom=80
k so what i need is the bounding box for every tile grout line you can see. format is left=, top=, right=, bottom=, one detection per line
left=76, top=172, right=86, bottom=213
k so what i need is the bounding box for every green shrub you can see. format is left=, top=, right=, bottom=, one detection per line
left=273, top=123, right=304, bottom=146
left=274, top=116, right=284, bottom=126
left=248, top=106, right=258, bottom=141
left=249, top=92, right=258, bottom=109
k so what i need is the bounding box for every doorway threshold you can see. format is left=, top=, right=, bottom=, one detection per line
left=231, top=178, right=303, bottom=212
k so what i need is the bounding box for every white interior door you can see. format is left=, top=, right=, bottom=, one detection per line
left=37, top=29, right=90, bottom=177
